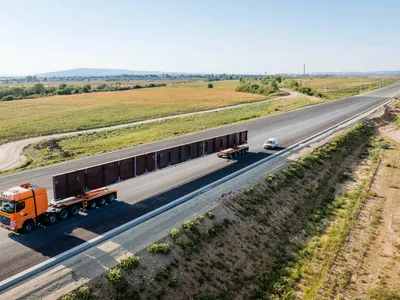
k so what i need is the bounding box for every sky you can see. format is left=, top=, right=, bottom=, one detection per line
left=0, top=0, right=400, bottom=76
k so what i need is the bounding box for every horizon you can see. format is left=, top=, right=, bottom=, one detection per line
left=1, top=0, right=400, bottom=76
left=3, top=67, right=400, bottom=78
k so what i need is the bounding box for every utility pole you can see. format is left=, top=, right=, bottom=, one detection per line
left=303, top=64, right=306, bottom=76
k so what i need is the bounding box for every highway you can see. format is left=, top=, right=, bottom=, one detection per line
left=0, top=84, right=399, bottom=281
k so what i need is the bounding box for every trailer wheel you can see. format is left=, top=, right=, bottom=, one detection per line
left=97, top=197, right=106, bottom=206
left=47, top=214, right=57, bottom=224
left=59, top=208, right=69, bottom=220
left=107, top=193, right=116, bottom=203
left=70, top=205, right=79, bottom=216
left=87, top=200, right=97, bottom=209
left=23, top=220, right=35, bottom=234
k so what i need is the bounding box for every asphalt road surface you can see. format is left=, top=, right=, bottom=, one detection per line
left=0, top=85, right=399, bottom=281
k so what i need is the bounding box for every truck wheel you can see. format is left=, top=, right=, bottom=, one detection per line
left=47, top=214, right=57, bottom=224
left=97, top=197, right=106, bottom=206
left=23, top=221, right=35, bottom=233
left=70, top=205, right=79, bottom=216
left=107, top=193, right=116, bottom=203
left=87, top=200, right=97, bottom=209
left=59, top=208, right=69, bottom=220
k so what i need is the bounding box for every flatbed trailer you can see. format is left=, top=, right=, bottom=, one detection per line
left=217, top=145, right=249, bottom=159
left=0, top=183, right=117, bottom=233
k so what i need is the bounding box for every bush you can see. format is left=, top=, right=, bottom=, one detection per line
left=1, top=95, right=14, bottom=101
left=61, top=293, right=76, bottom=300
left=206, top=211, right=216, bottom=219
left=120, top=254, right=140, bottom=270
left=182, top=220, right=198, bottom=232
left=378, top=141, right=389, bottom=149
left=169, top=228, right=181, bottom=240
left=147, top=243, right=170, bottom=254
left=107, top=268, right=122, bottom=284
left=208, top=83, right=213, bottom=88
left=198, top=215, right=205, bottom=222
left=77, top=286, right=91, bottom=300
left=168, top=276, right=180, bottom=288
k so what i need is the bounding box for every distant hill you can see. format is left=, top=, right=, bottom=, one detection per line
left=36, top=68, right=166, bottom=77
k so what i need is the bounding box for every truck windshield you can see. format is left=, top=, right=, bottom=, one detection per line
left=0, top=199, right=15, bottom=214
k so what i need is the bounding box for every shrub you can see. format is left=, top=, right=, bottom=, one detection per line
left=338, top=171, right=352, bottom=183
left=182, top=220, right=198, bottom=232
left=1, top=95, right=14, bottom=101
left=120, top=255, right=140, bottom=270
left=168, top=276, right=180, bottom=288
left=206, top=211, right=216, bottom=219
left=147, top=243, right=170, bottom=254
left=244, top=187, right=255, bottom=195
left=107, top=268, right=122, bottom=284
left=208, top=83, right=213, bottom=89
left=77, top=286, right=91, bottom=300
left=378, top=141, right=389, bottom=149
left=169, top=228, right=181, bottom=240
left=198, top=215, right=205, bottom=222
left=61, top=293, right=76, bottom=300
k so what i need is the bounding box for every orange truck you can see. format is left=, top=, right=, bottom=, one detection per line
left=217, top=144, right=249, bottom=159
left=0, top=183, right=117, bottom=233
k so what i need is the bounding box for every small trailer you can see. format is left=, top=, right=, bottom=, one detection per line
left=217, top=144, right=249, bottom=159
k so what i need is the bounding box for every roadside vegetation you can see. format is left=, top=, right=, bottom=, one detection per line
left=60, top=120, right=383, bottom=300
left=235, top=75, right=284, bottom=96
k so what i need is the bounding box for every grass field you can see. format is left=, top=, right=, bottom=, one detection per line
left=20, top=96, right=315, bottom=171
left=0, top=80, right=273, bottom=143
left=297, top=77, right=400, bottom=100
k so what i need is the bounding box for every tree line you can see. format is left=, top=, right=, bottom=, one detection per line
left=0, top=82, right=167, bottom=101
left=235, top=75, right=282, bottom=96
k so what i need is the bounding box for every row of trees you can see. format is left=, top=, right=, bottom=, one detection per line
left=235, top=76, right=281, bottom=96
left=0, top=82, right=167, bottom=101
left=1, top=73, right=250, bottom=85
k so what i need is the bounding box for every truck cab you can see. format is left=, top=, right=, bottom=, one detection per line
left=0, top=183, right=48, bottom=233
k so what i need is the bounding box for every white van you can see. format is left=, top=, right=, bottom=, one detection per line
left=263, top=138, right=278, bottom=149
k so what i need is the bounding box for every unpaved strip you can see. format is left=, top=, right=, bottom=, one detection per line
left=0, top=91, right=297, bottom=172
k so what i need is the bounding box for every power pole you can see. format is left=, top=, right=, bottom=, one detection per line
left=303, top=64, right=306, bottom=76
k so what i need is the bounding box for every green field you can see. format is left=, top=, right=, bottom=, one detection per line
left=0, top=80, right=277, bottom=143
left=18, top=96, right=316, bottom=172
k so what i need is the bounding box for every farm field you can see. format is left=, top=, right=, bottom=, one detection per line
left=0, top=80, right=273, bottom=143
left=297, top=76, right=400, bottom=100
